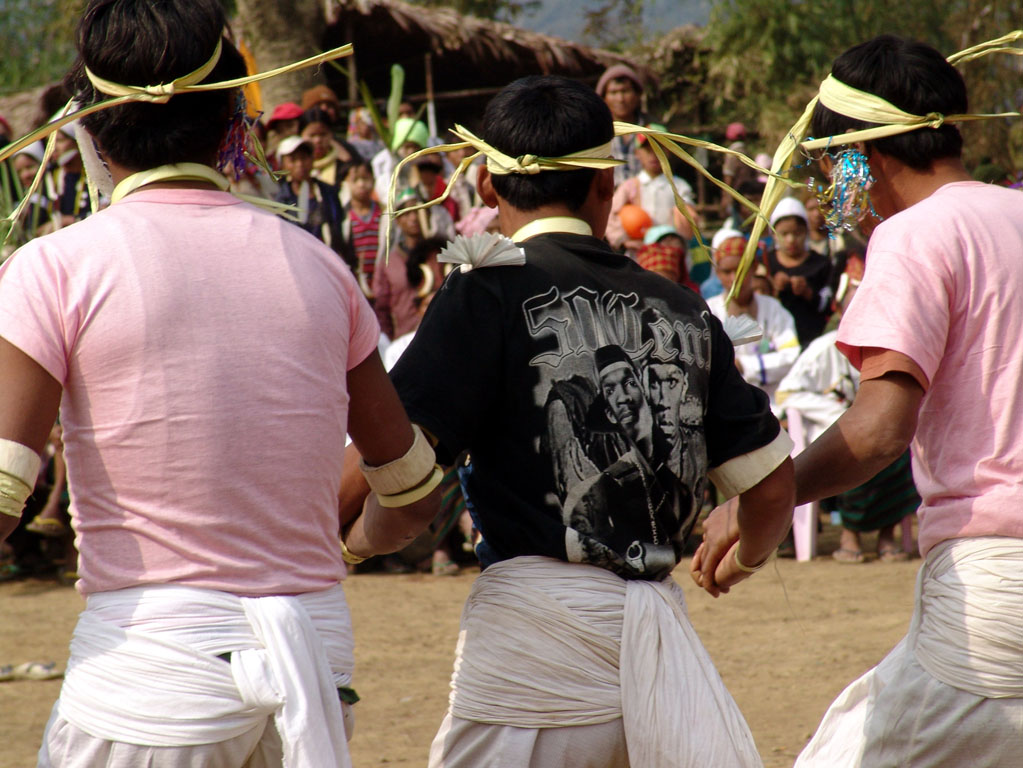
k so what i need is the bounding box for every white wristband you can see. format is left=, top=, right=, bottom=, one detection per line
left=0, top=438, right=42, bottom=518
left=359, top=425, right=437, bottom=497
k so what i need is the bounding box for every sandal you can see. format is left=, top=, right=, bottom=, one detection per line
left=1, top=662, right=63, bottom=681
left=878, top=546, right=909, bottom=563
left=26, top=516, right=68, bottom=537
left=431, top=560, right=459, bottom=576
left=832, top=548, right=865, bottom=564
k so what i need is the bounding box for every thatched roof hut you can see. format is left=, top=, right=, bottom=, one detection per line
left=321, top=0, right=656, bottom=127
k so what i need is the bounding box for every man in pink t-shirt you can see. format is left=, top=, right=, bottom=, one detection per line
left=0, top=2, right=441, bottom=766
left=705, top=35, right=1023, bottom=767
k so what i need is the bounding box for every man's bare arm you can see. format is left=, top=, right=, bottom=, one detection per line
left=340, top=350, right=439, bottom=556
left=0, top=338, right=62, bottom=542
left=795, top=372, right=923, bottom=505
left=693, top=456, right=795, bottom=597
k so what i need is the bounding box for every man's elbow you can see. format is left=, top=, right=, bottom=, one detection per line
left=741, top=457, right=795, bottom=516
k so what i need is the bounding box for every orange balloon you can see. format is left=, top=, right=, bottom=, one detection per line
left=619, top=203, right=653, bottom=239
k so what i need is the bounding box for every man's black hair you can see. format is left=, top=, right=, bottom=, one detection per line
left=482, top=75, right=614, bottom=212
left=811, top=35, right=967, bottom=170
left=66, top=0, right=247, bottom=171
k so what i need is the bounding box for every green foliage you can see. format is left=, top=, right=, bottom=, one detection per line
left=406, top=0, right=541, bottom=23
left=0, top=0, right=80, bottom=94
left=583, top=0, right=645, bottom=51
left=665, top=0, right=1020, bottom=169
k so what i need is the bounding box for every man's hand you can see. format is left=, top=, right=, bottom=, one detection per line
left=691, top=497, right=740, bottom=597
left=690, top=457, right=794, bottom=597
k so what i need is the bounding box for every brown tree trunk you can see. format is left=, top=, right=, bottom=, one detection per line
left=235, top=0, right=326, bottom=112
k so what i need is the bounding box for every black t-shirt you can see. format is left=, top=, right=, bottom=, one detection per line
left=766, top=249, right=832, bottom=346
left=391, top=232, right=779, bottom=581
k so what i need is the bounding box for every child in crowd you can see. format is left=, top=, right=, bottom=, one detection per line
left=606, top=127, right=697, bottom=257
left=346, top=107, right=385, bottom=162
left=339, top=160, right=381, bottom=298
left=372, top=189, right=450, bottom=340
left=636, top=239, right=700, bottom=294
left=705, top=230, right=800, bottom=415
left=414, top=155, right=459, bottom=223
left=10, top=144, right=52, bottom=238
left=44, top=122, right=92, bottom=227
left=766, top=197, right=832, bottom=346
left=273, top=136, right=345, bottom=253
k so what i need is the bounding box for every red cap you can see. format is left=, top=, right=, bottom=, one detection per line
left=267, top=102, right=303, bottom=125
left=725, top=122, right=746, bottom=142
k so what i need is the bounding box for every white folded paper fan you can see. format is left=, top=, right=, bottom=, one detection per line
left=722, top=314, right=764, bottom=347
left=437, top=232, right=526, bottom=272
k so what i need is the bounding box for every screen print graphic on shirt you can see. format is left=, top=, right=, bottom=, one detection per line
left=523, top=284, right=711, bottom=579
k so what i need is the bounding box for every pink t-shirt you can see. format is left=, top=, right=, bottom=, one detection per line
left=0, top=189, right=379, bottom=596
left=837, top=181, right=1023, bottom=556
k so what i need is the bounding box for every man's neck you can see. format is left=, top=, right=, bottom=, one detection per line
left=883, top=156, right=972, bottom=213
left=498, top=203, right=588, bottom=240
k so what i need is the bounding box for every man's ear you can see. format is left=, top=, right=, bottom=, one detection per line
left=594, top=167, right=615, bottom=202
left=477, top=166, right=498, bottom=208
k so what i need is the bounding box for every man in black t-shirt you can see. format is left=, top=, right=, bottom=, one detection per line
left=377, top=76, right=795, bottom=767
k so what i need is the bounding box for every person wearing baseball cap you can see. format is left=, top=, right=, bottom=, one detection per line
left=272, top=135, right=345, bottom=252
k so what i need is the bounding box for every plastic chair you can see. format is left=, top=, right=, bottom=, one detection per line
left=787, top=408, right=917, bottom=560
left=785, top=408, right=819, bottom=562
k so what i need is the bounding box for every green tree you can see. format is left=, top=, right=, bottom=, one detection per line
left=696, top=0, right=1021, bottom=168
left=0, top=0, right=80, bottom=94
left=583, top=0, right=645, bottom=51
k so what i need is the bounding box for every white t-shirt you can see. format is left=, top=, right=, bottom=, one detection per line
left=706, top=293, right=800, bottom=413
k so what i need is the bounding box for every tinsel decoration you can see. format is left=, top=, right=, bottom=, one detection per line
left=807, top=148, right=881, bottom=236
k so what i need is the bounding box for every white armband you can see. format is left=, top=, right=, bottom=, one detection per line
left=359, top=424, right=437, bottom=497
left=0, top=438, right=42, bottom=519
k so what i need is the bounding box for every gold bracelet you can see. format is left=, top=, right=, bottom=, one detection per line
left=340, top=538, right=368, bottom=565
left=734, top=547, right=770, bottom=573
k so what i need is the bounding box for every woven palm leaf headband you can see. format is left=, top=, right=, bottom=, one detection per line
left=734, top=30, right=1023, bottom=303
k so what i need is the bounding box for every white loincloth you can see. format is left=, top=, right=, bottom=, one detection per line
left=796, top=537, right=1023, bottom=767
left=40, top=583, right=354, bottom=768
left=429, top=556, right=763, bottom=768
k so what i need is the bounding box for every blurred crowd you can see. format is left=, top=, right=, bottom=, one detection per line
left=15, top=52, right=1020, bottom=579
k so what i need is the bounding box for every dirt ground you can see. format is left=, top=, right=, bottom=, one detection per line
left=0, top=526, right=918, bottom=768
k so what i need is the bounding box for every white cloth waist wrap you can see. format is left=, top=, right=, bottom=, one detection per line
left=58, top=583, right=354, bottom=767
left=448, top=556, right=762, bottom=767
left=912, top=537, right=1023, bottom=698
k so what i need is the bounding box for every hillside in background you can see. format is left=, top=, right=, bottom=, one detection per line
left=519, top=0, right=711, bottom=43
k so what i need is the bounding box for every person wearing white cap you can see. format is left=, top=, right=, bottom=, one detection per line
left=273, top=135, right=346, bottom=253
left=42, top=117, right=93, bottom=229
left=765, top=196, right=832, bottom=345
left=705, top=229, right=800, bottom=415
left=9, top=144, right=53, bottom=240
